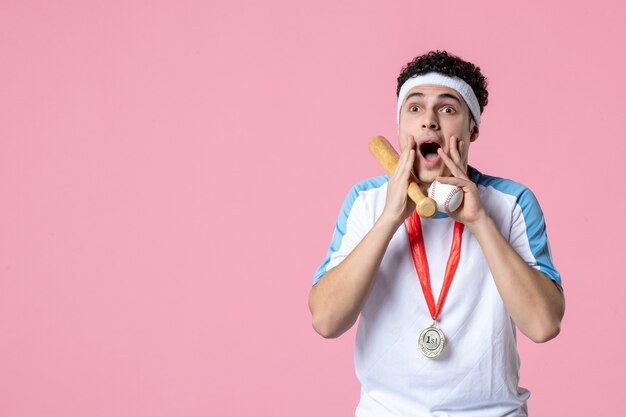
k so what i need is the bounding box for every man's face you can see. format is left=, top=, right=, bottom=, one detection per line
left=398, top=85, right=479, bottom=187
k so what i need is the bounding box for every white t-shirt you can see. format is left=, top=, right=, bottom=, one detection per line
left=313, top=167, right=561, bottom=417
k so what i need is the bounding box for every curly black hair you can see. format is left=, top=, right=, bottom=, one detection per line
left=397, top=50, right=488, bottom=114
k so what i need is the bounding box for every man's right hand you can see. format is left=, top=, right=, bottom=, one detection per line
left=309, top=137, right=418, bottom=338
left=379, top=135, right=417, bottom=228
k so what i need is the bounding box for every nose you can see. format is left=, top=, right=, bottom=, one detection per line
left=421, top=110, right=439, bottom=130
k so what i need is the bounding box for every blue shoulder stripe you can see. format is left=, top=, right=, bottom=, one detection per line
left=312, top=176, right=388, bottom=285
left=470, top=167, right=561, bottom=286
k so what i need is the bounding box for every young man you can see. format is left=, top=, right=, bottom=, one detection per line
left=309, top=51, right=564, bottom=416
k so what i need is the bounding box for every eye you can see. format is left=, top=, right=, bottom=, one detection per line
left=441, top=106, right=456, bottom=114
left=408, top=105, right=420, bottom=112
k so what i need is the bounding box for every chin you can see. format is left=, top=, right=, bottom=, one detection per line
left=417, top=169, right=443, bottom=185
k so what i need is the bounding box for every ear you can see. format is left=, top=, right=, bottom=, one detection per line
left=469, top=122, right=479, bottom=142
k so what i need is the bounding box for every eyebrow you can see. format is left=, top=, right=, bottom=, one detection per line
left=404, top=92, right=462, bottom=104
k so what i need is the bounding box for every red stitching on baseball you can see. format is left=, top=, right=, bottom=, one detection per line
left=444, top=187, right=461, bottom=212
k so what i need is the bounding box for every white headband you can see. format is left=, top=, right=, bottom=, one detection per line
left=397, top=72, right=481, bottom=126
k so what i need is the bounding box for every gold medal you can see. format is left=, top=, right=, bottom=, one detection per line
left=418, top=322, right=445, bottom=358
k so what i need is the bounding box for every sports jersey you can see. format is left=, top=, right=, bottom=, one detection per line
left=313, top=166, right=561, bottom=417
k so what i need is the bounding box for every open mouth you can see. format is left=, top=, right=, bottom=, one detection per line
left=419, top=141, right=441, bottom=161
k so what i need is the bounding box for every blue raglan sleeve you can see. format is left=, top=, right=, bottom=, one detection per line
left=312, top=177, right=387, bottom=286
left=312, top=186, right=369, bottom=286
left=509, top=187, right=562, bottom=287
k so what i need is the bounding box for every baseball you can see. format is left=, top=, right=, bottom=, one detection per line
left=428, top=180, right=463, bottom=213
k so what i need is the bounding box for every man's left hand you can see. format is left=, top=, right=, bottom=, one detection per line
left=436, top=136, right=486, bottom=226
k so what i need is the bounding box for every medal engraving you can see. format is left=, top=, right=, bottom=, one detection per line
left=418, top=323, right=445, bottom=358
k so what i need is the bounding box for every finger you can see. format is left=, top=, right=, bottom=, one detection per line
left=391, top=139, right=409, bottom=179
left=406, top=148, right=416, bottom=180
left=437, top=147, right=466, bottom=179
left=458, top=140, right=468, bottom=172
left=405, top=136, right=416, bottom=178
left=392, top=139, right=413, bottom=181
left=404, top=135, right=416, bottom=162
left=436, top=175, right=472, bottom=187
left=400, top=148, right=416, bottom=183
left=449, top=136, right=463, bottom=166
left=396, top=137, right=415, bottom=179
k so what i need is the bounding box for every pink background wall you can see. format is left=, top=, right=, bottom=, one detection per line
left=1, top=0, right=624, bottom=415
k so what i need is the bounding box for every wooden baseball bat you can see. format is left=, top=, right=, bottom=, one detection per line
left=368, top=135, right=437, bottom=218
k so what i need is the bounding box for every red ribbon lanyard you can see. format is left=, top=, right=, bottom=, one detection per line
left=405, top=211, right=464, bottom=321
